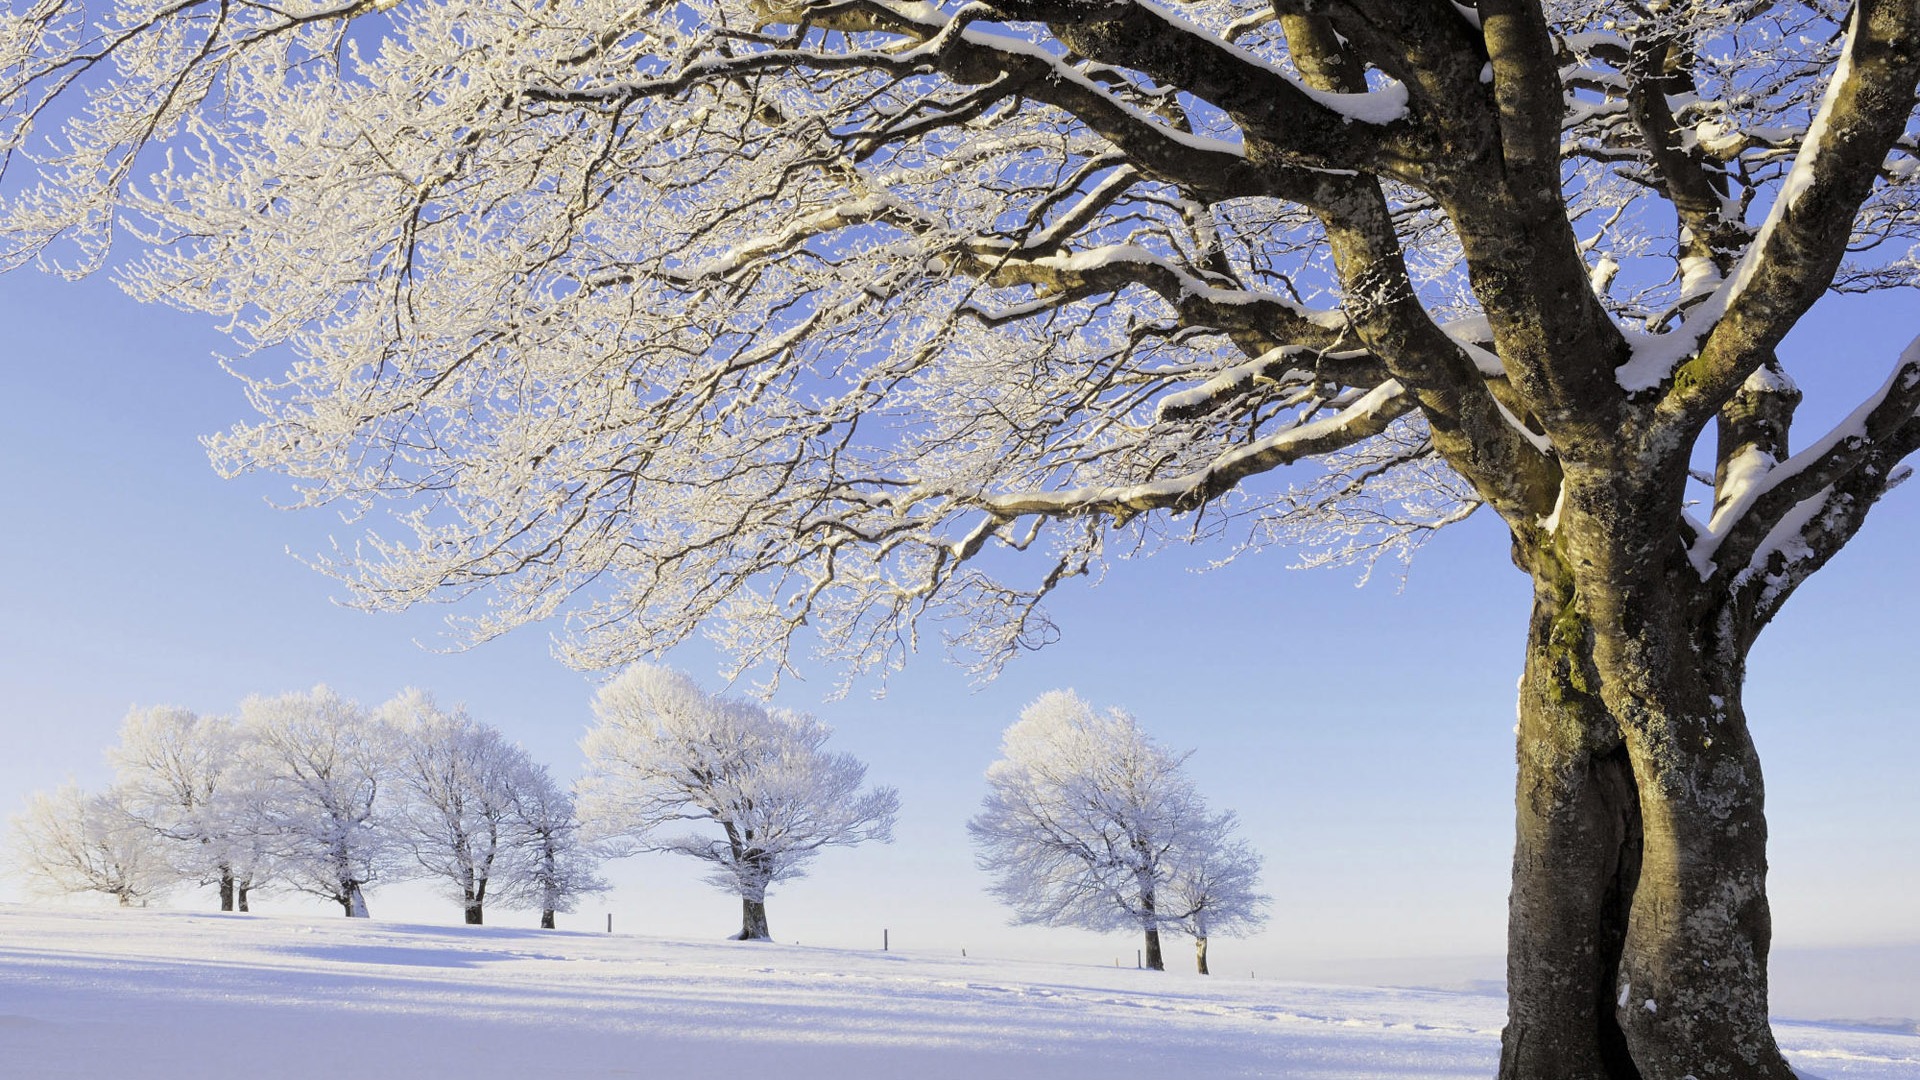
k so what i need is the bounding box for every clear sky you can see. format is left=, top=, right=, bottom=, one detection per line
left=1, top=266, right=1915, bottom=981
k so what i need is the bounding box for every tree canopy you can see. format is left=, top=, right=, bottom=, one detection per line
left=2, top=0, right=1907, bottom=689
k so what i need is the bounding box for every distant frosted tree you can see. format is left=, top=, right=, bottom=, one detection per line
left=579, top=664, right=898, bottom=940
left=498, top=763, right=608, bottom=930
left=6, top=783, right=176, bottom=907
left=238, top=687, right=402, bottom=917
left=970, top=690, right=1257, bottom=972
left=385, top=690, right=528, bottom=925
left=107, top=705, right=255, bottom=910
left=1162, top=814, right=1269, bottom=975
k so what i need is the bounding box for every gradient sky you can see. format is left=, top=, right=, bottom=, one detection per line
left=2, top=266, right=1916, bottom=981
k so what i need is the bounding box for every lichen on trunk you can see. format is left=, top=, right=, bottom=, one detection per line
left=1500, top=539, right=1791, bottom=1079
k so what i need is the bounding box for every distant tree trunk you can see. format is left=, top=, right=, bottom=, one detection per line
left=540, top=909, right=556, bottom=930
left=736, top=897, right=771, bottom=941
left=1195, top=936, right=1209, bottom=976
left=1137, top=879, right=1164, bottom=971
left=236, top=881, right=251, bottom=912
left=1499, top=540, right=1790, bottom=1079
left=464, top=879, right=485, bottom=925
left=464, top=902, right=484, bottom=925
left=218, top=865, right=235, bottom=912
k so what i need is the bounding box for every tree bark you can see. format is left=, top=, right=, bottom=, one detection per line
left=1499, top=561, right=1792, bottom=1079
left=236, top=883, right=250, bottom=912
left=1194, top=936, right=1209, bottom=976
left=1500, top=575, right=1644, bottom=1080
left=1143, top=928, right=1163, bottom=971
left=344, top=882, right=369, bottom=918
left=541, top=909, right=556, bottom=930
left=464, top=876, right=487, bottom=925
left=735, top=897, right=771, bottom=940
left=1613, top=684, right=1783, bottom=1077
left=218, top=867, right=235, bottom=913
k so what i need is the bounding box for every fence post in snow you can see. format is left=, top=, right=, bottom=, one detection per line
left=607, top=913, right=612, bottom=934
left=883, top=928, right=889, bottom=951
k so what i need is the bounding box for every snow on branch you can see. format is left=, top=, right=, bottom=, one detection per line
left=977, top=379, right=1411, bottom=523
left=1695, top=334, right=1920, bottom=625
left=1642, top=0, right=1920, bottom=419
left=3, top=0, right=1911, bottom=691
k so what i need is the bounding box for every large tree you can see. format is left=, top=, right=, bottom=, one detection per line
left=107, top=705, right=257, bottom=911
left=579, top=664, right=898, bottom=940
left=385, top=689, right=530, bottom=925
left=237, top=686, right=403, bottom=918
left=2, top=0, right=1917, bottom=1074
left=968, top=689, right=1254, bottom=972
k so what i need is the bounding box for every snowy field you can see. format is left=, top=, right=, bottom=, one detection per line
left=0, top=908, right=1914, bottom=1080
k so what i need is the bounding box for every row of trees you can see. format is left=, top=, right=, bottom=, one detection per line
left=8, top=688, right=606, bottom=926
left=579, top=670, right=1269, bottom=963
left=11, top=672, right=1263, bottom=968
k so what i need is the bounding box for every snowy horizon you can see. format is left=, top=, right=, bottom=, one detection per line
left=1, top=907, right=1914, bottom=1079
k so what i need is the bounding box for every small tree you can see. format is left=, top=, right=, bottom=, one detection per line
left=579, top=664, right=898, bottom=940
left=385, top=690, right=527, bottom=925
left=1162, top=814, right=1269, bottom=975
left=498, top=763, right=608, bottom=930
left=238, top=687, right=402, bottom=917
left=970, top=690, right=1257, bottom=972
left=7, top=783, right=177, bottom=907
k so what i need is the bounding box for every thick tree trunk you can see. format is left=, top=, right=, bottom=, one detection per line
left=541, top=909, right=556, bottom=930
left=236, top=883, right=250, bottom=912
left=735, top=897, right=771, bottom=940
left=1499, top=570, right=1791, bottom=1079
left=1501, top=578, right=1643, bottom=1080
left=1194, top=936, right=1209, bottom=976
left=344, top=883, right=369, bottom=918
left=1143, top=928, right=1163, bottom=971
left=218, top=867, right=235, bottom=913
left=465, top=876, right=486, bottom=925
left=1613, top=690, right=1782, bottom=1077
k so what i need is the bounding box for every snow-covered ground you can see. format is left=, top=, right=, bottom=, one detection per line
left=0, top=907, right=1913, bottom=1079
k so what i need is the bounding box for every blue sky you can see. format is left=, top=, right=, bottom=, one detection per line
left=1, top=266, right=1916, bottom=980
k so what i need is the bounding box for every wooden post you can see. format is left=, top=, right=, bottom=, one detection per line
left=883, top=928, right=889, bottom=951
left=607, top=913, right=612, bottom=934
left=1136, top=949, right=1141, bottom=969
